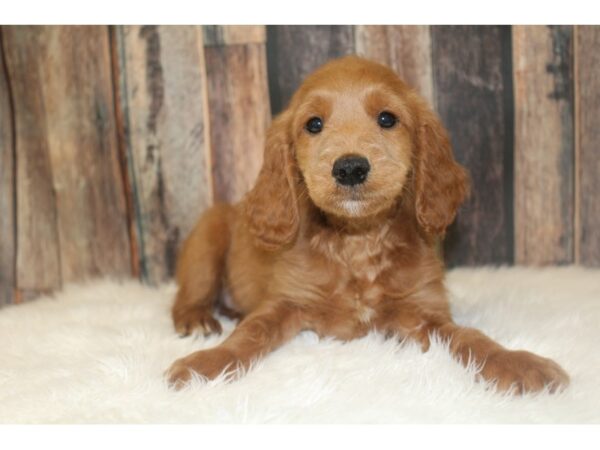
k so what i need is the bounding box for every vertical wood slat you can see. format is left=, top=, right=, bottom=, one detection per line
left=355, top=25, right=434, bottom=106
left=114, top=25, right=213, bottom=284
left=0, top=31, right=15, bottom=305
left=513, top=26, right=575, bottom=265
left=431, top=26, right=515, bottom=266
left=204, top=26, right=271, bottom=203
left=2, top=26, right=61, bottom=295
left=575, top=26, right=600, bottom=266
left=2, top=26, right=132, bottom=297
left=266, top=26, right=355, bottom=115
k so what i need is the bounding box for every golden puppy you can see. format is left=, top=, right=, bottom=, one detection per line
left=166, top=56, right=569, bottom=394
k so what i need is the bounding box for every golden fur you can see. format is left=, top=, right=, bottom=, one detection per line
left=167, top=56, right=569, bottom=394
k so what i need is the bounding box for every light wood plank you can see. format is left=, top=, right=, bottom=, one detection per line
left=205, top=41, right=271, bottom=203
left=114, top=25, right=213, bottom=283
left=355, top=25, right=434, bottom=105
left=3, top=26, right=132, bottom=292
left=513, top=25, right=574, bottom=265
left=3, top=26, right=62, bottom=293
left=203, top=25, right=265, bottom=46
left=575, top=26, right=600, bottom=266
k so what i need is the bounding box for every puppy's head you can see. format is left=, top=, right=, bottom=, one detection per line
left=244, top=56, right=469, bottom=249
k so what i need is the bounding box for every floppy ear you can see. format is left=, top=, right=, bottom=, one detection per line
left=414, top=106, right=470, bottom=236
left=243, top=110, right=299, bottom=251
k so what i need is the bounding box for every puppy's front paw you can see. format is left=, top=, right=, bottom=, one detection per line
left=479, top=349, right=569, bottom=394
left=166, top=348, right=239, bottom=389
left=172, top=305, right=222, bottom=337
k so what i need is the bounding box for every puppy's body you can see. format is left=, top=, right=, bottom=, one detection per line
left=178, top=199, right=446, bottom=339
left=168, top=57, right=569, bottom=393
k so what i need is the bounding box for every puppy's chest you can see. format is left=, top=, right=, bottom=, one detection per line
left=336, top=247, right=390, bottom=297
left=314, top=231, right=397, bottom=328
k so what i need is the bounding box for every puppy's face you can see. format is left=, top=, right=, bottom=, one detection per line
left=245, top=56, right=467, bottom=249
left=290, top=58, right=418, bottom=219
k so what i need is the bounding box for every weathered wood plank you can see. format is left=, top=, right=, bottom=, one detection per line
left=432, top=26, right=515, bottom=266
left=576, top=26, right=600, bottom=266
left=3, top=26, right=62, bottom=293
left=266, top=25, right=355, bottom=114
left=203, top=25, right=265, bottom=47
left=513, top=26, right=574, bottom=265
left=114, top=25, right=213, bottom=283
left=0, top=30, right=15, bottom=305
left=205, top=41, right=271, bottom=203
left=3, top=26, right=131, bottom=292
left=355, top=25, right=434, bottom=105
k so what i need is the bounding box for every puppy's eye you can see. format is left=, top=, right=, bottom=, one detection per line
left=377, top=111, right=397, bottom=129
left=305, top=117, right=323, bottom=134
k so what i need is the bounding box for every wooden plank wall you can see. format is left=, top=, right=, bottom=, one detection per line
left=513, top=26, right=575, bottom=265
left=0, top=25, right=599, bottom=306
left=113, top=25, right=213, bottom=283
left=432, top=26, right=515, bottom=266
left=576, top=26, right=600, bottom=266
left=2, top=26, right=131, bottom=303
left=204, top=26, right=270, bottom=204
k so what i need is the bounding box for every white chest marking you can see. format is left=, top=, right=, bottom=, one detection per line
left=356, top=304, right=376, bottom=323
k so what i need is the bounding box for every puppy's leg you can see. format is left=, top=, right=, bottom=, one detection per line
left=377, top=286, right=569, bottom=394
left=172, top=204, right=232, bottom=337
left=167, top=302, right=301, bottom=388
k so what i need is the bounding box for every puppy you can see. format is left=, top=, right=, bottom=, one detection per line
left=166, top=56, right=569, bottom=394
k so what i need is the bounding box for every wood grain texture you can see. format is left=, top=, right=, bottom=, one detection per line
left=266, top=25, right=355, bottom=114
left=203, top=25, right=265, bottom=46
left=513, top=26, right=574, bottom=265
left=576, top=26, right=600, bottom=266
left=114, top=25, right=213, bottom=283
left=205, top=41, right=271, bottom=203
left=432, top=26, right=515, bottom=266
left=2, top=26, right=132, bottom=291
left=355, top=25, right=434, bottom=105
left=0, top=31, right=15, bottom=305
left=2, top=27, right=60, bottom=293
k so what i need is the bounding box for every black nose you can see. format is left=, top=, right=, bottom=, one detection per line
left=331, top=155, right=371, bottom=186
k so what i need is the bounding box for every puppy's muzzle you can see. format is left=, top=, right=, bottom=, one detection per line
left=332, top=155, right=370, bottom=187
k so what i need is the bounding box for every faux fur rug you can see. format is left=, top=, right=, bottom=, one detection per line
left=1, top=267, right=599, bottom=423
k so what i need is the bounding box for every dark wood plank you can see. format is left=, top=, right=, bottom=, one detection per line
left=3, top=26, right=131, bottom=292
left=0, top=29, right=15, bottom=306
left=355, top=25, right=434, bottom=105
left=205, top=36, right=271, bottom=203
left=266, top=25, right=355, bottom=114
left=576, top=26, right=600, bottom=266
left=114, top=25, right=213, bottom=283
left=513, top=26, right=574, bottom=265
left=431, top=26, right=515, bottom=266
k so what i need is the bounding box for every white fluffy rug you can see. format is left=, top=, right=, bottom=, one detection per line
left=0, top=267, right=599, bottom=423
